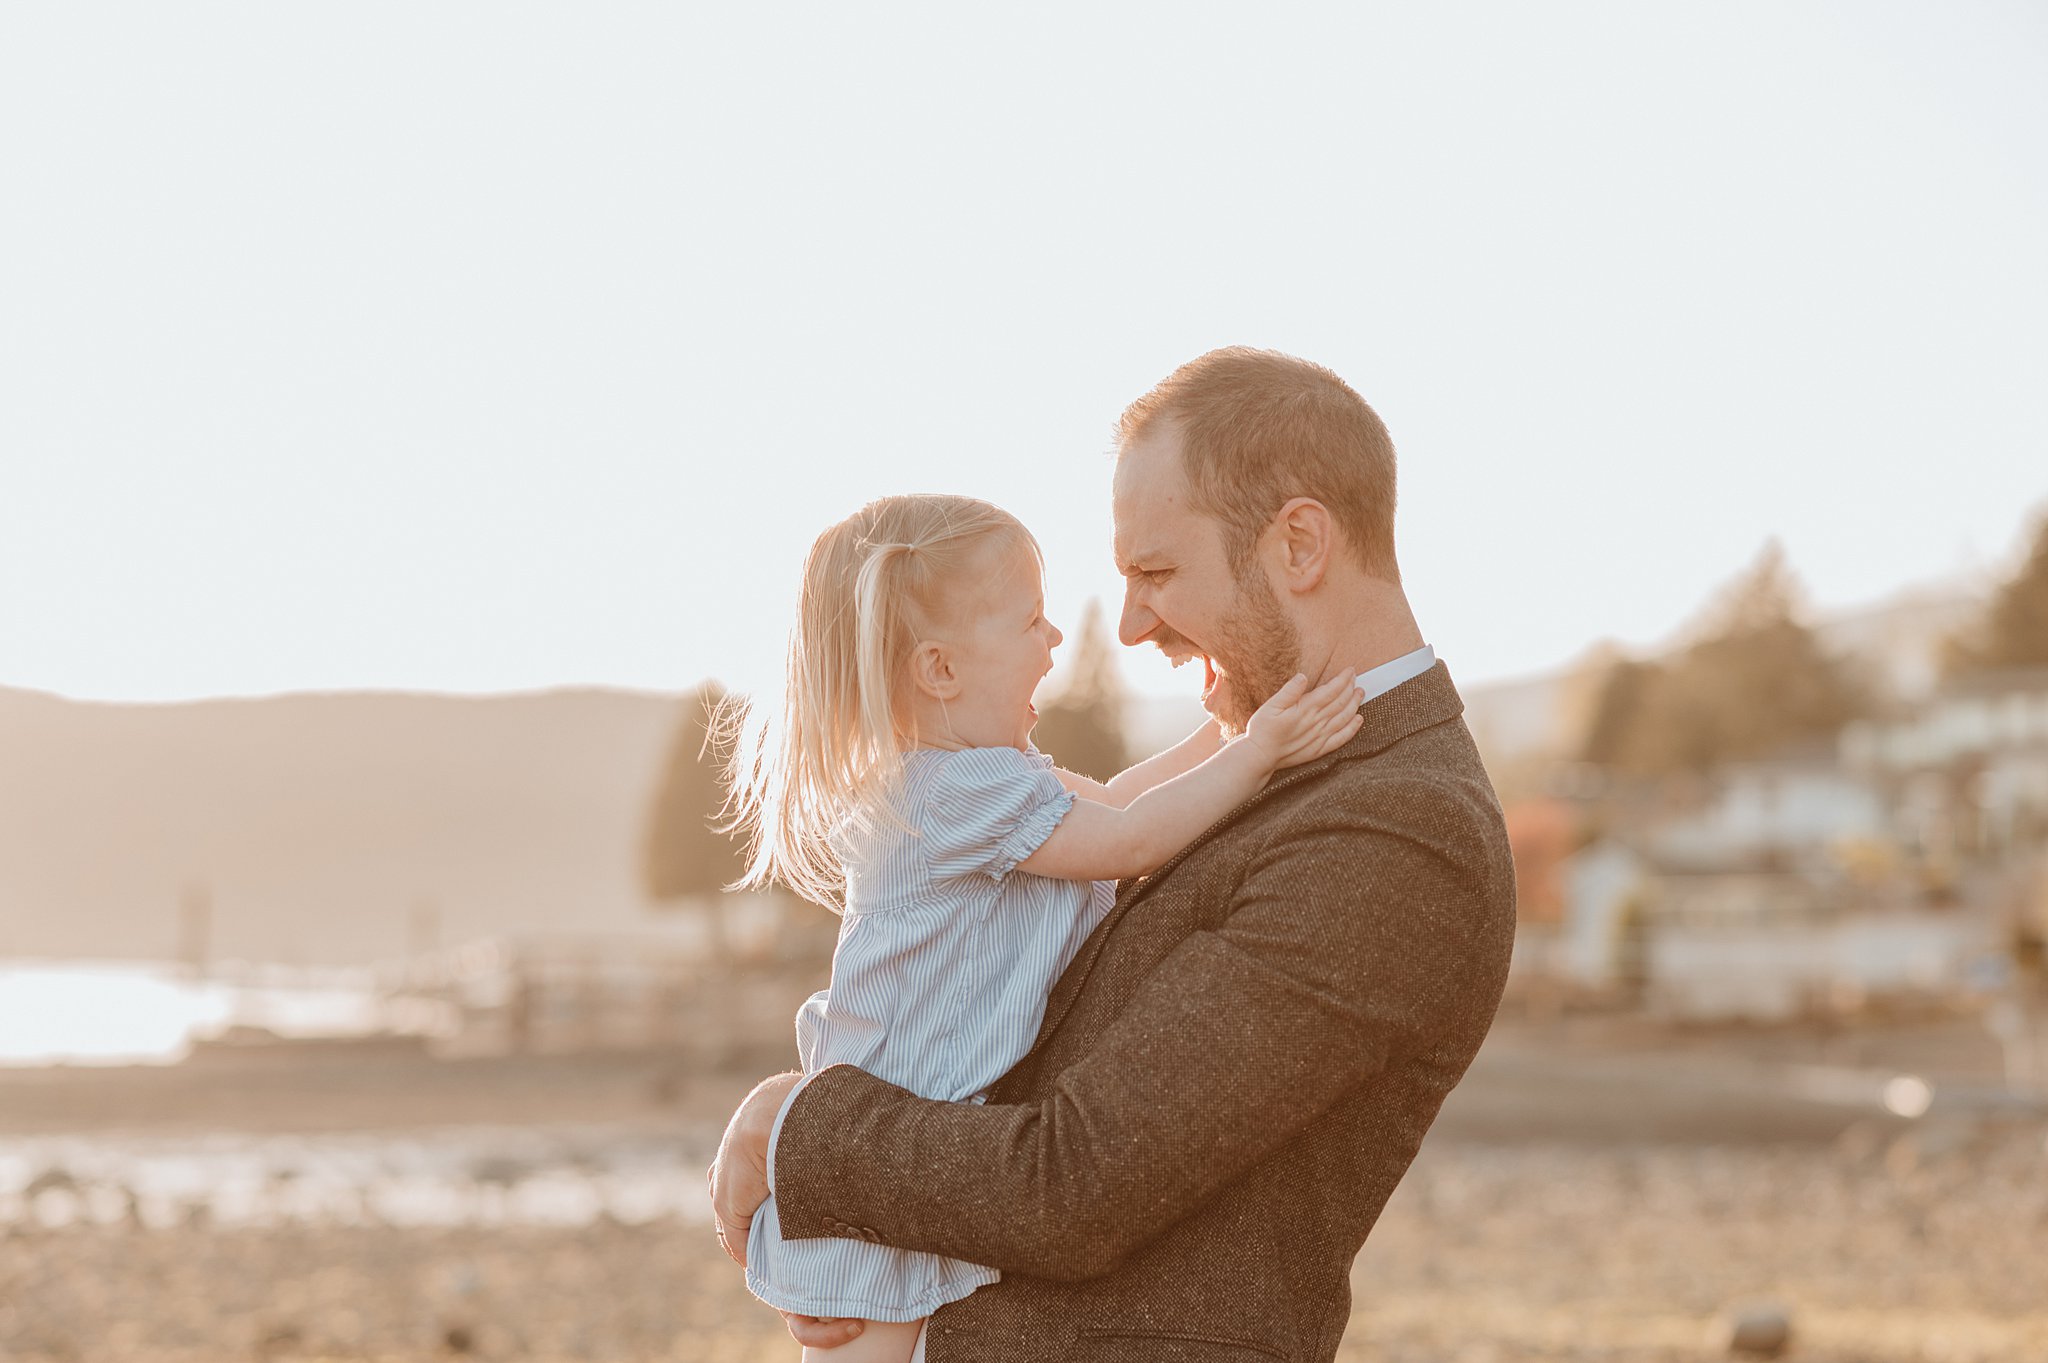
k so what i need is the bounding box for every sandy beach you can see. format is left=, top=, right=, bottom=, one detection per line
left=4, top=1015, right=2044, bottom=1362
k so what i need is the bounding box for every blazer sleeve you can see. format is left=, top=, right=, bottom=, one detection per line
left=767, top=776, right=1515, bottom=1281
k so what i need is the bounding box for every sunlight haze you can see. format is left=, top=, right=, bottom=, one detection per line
left=2, top=3, right=2043, bottom=704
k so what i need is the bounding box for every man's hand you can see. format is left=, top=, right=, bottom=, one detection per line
left=706, top=1071, right=802, bottom=1267
left=706, top=1072, right=868, bottom=1351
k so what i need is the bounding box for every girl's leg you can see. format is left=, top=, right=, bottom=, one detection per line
left=800, top=1317, right=923, bottom=1363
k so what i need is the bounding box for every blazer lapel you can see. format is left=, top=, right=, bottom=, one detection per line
left=1031, top=663, right=1468, bottom=1046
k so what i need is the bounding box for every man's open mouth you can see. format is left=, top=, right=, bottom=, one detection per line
left=1170, top=652, right=1221, bottom=702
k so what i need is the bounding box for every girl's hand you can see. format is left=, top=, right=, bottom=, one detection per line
left=1240, top=670, right=1364, bottom=771
left=781, top=1313, right=864, bottom=1349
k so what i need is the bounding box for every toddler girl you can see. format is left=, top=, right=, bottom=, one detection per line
left=721, top=493, right=1362, bottom=1362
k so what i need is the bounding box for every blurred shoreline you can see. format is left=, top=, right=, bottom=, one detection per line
left=3, top=1013, right=2044, bottom=1362
left=0, top=1011, right=2016, bottom=1141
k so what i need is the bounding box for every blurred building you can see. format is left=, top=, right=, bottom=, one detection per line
left=1551, top=843, right=1977, bottom=1022
left=1841, top=665, right=2048, bottom=860
left=1512, top=666, right=2048, bottom=1024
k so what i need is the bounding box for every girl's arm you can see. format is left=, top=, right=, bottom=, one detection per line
left=1019, top=671, right=1361, bottom=882
left=1049, top=767, right=1114, bottom=803
left=1103, top=719, right=1225, bottom=807
left=1049, top=720, right=1223, bottom=810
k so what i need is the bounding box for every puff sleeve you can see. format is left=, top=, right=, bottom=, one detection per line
left=915, top=747, right=1076, bottom=883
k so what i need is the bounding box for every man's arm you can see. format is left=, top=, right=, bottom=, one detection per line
left=757, top=779, right=1513, bottom=1280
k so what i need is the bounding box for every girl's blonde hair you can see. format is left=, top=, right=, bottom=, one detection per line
left=719, top=494, right=1038, bottom=908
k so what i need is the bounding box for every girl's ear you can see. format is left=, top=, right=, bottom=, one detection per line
left=908, top=640, right=961, bottom=700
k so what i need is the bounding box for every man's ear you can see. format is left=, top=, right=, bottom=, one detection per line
left=908, top=640, right=961, bottom=700
left=1268, top=497, right=1334, bottom=592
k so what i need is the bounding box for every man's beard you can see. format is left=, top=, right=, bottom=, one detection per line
left=1204, top=566, right=1302, bottom=737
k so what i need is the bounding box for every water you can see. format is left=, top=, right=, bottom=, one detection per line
left=0, top=960, right=390, bottom=1066
left=0, top=1124, right=717, bottom=1230
left=0, top=962, right=719, bottom=1233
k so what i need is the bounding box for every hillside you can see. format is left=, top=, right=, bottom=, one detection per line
left=0, top=578, right=1981, bottom=964
left=0, top=686, right=693, bottom=965
left=1459, top=579, right=1984, bottom=772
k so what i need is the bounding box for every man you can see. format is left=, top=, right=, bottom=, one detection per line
left=711, top=347, right=1516, bottom=1362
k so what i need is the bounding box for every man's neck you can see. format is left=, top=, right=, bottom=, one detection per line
left=1298, top=578, right=1427, bottom=686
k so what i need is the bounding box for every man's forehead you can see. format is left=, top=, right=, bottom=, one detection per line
left=1111, top=429, right=1189, bottom=562
left=1111, top=496, right=1179, bottom=570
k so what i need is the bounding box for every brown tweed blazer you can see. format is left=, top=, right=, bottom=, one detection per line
left=772, top=662, right=1516, bottom=1362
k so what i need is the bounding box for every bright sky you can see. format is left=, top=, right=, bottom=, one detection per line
left=3, top=3, right=2043, bottom=705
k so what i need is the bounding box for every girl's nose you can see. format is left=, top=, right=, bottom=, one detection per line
left=1048, top=622, right=1064, bottom=648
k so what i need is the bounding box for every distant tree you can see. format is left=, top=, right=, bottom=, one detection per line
left=1673, top=540, right=1866, bottom=760
left=1946, top=509, right=2048, bottom=676
left=640, top=682, right=748, bottom=906
left=1031, top=599, right=1131, bottom=782
left=1555, top=640, right=1627, bottom=760
left=1578, top=657, right=1663, bottom=769
left=1582, top=542, right=1865, bottom=774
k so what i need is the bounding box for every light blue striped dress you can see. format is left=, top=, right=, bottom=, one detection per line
left=744, top=744, right=1114, bottom=1322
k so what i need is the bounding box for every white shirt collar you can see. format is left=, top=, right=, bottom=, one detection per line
left=1357, top=644, right=1436, bottom=705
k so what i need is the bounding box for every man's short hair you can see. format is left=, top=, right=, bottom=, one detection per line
left=1117, top=347, right=1399, bottom=584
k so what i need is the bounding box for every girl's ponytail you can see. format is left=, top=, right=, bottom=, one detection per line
left=853, top=541, right=918, bottom=781
left=719, top=496, right=1036, bottom=909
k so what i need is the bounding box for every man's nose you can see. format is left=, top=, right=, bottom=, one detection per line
left=1118, top=585, right=1155, bottom=647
